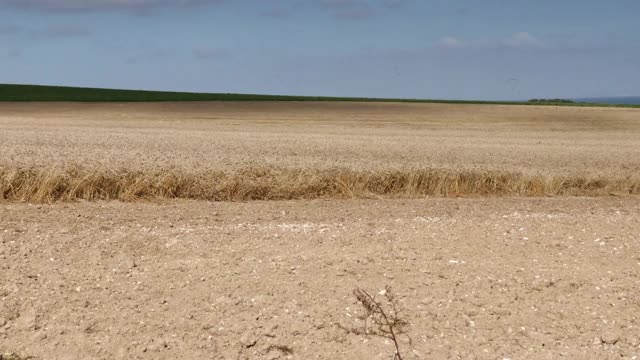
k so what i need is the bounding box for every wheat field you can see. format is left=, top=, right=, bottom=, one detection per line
left=1, top=101, right=639, bottom=202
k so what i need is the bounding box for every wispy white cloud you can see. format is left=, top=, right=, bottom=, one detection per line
left=383, top=0, right=403, bottom=9
left=439, top=32, right=545, bottom=49
left=31, top=25, right=91, bottom=39
left=0, top=0, right=224, bottom=11
left=193, top=47, right=228, bottom=60
left=260, top=8, right=290, bottom=19
left=438, top=36, right=465, bottom=49
left=125, top=48, right=171, bottom=64
left=503, top=32, right=544, bottom=48
left=318, top=0, right=403, bottom=20
left=6, top=48, right=21, bottom=59
left=0, top=24, right=22, bottom=35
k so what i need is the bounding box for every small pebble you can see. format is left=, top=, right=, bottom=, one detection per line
left=601, top=331, right=620, bottom=345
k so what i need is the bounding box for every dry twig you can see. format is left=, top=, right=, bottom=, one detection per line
left=353, top=286, right=410, bottom=360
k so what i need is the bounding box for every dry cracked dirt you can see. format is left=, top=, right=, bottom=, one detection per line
left=1, top=197, right=640, bottom=359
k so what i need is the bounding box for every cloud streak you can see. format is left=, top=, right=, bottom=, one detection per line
left=0, top=0, right=224, bottom=11
left=260, top=8, right=290, bottom=19
left=0, top=24, right=22, bottom=35
left=6, top=49, right=21, bottom=59
left=31, top=25, right=91, bottom=39
left=193, top=47, right=228, bottom=60
left=439, top=32, right=545, bottom=50
left=318, top=0, right=403, bottom=20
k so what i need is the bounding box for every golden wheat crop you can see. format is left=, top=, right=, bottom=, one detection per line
left=1, top=102, right=639, bottom=202
left=1, top=165, right=639, bottom=202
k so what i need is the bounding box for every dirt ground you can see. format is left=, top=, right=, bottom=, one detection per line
left=2, top=197, right=640, bottom=359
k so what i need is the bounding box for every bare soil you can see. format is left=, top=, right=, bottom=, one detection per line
left=2, top=198, right=640, bottom=359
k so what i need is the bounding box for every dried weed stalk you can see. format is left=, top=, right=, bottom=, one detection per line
left=353, top=286, right=410, bottom=360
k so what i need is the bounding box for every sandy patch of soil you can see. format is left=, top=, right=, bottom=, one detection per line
left=2, top=197, right=640, bottom=359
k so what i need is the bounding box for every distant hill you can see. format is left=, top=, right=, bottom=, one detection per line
left=575, top=97, right=640, bottom=105
left=0, top=84, right=638, bottom=108
left=0, top=83, right=523, bottom=104
left=0, top=83, right=531, bottom=105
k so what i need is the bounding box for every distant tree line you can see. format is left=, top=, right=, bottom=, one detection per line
left=528, top=98, right=575, bottom=104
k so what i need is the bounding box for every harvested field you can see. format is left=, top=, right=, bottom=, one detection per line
left=2, top=198, right=640, bottom=359
left=2, top=102, right=640, bottom=359
left=1, top=102, right=640, bottom=201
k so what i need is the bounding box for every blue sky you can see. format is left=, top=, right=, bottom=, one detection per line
left=1, top=0, right=638, bottom=100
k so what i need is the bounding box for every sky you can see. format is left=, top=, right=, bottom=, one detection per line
left=1, top=0, right=639, bottom=100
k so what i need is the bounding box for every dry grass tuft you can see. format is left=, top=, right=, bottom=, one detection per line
left=1, top=164, right=638, bottom=203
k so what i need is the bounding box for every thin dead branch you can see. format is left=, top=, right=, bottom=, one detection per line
left=353, top=286, right=410, bottom=360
